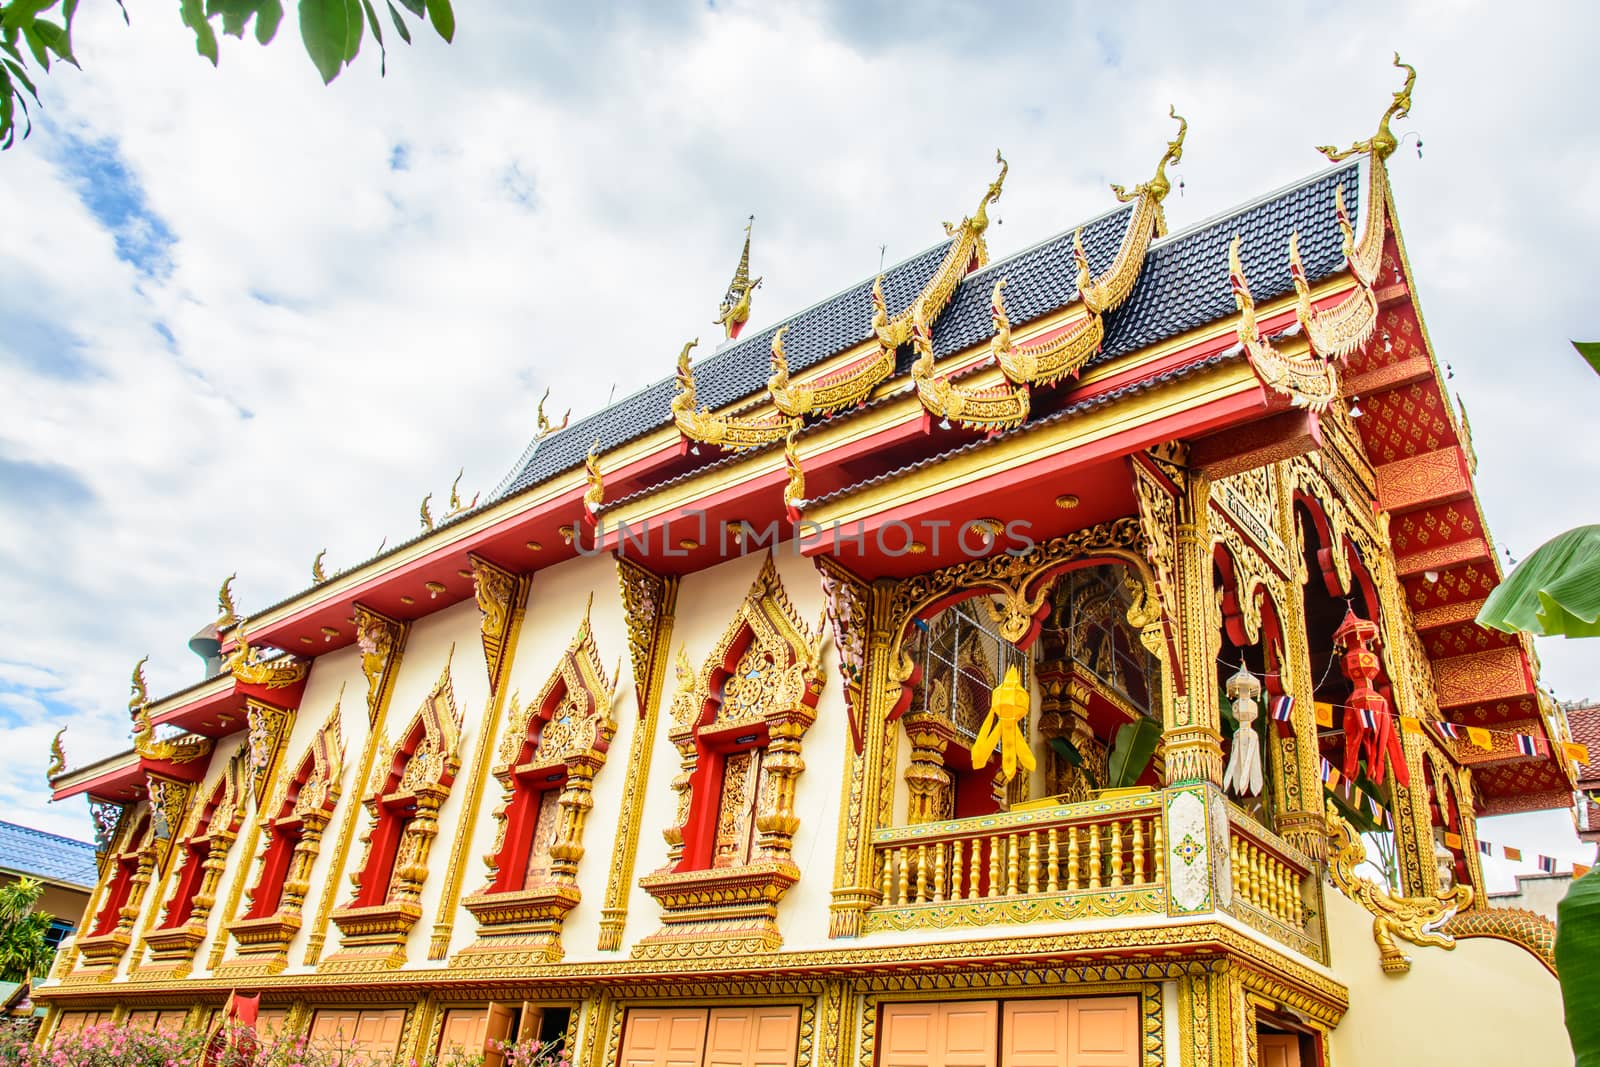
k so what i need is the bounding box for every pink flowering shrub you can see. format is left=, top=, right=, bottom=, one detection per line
left=0, top=1019, right=568, bottom=1067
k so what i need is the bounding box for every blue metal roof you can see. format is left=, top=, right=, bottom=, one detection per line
left=0, top=821, right=98, bottom=888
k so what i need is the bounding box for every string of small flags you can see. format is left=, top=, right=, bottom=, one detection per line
left=1318, top=756, right=1592, bottom=877
left=1291, top=697, right=1590, bottom=766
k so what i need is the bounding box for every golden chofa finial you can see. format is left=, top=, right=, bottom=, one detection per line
left=1113, top=106, right=1187, bottom=205
left=535, top=387, right=570, bottom=440
left=46, top=727, right=66, bottom=781
left=312, top=549, right=328, bottom=584
left=582, top=438, right=604, bottom=525
left=944, top=149, right=1008, bottom=239
left=446, top=468, right=478, bottom=518
left=420, top=493, right=435, bottom=532
left=216, top=574, right=238, bottom=627
left=670, top=338, right=701, bottom=417
left=1318, top=53, right=1416, bottom=163
left=716, top=215, right=762, bottom=341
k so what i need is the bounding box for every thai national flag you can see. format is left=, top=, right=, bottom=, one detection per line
left=1478, top=839, right=1492, bottom=856
left=1537, top=855, right=1558, bottom=875
left=1358, top=708, right=1377, bottom=730
left=1516, top=734, right=1539, bottom=757
left=1271, top=695, right=1295, bottom=722
left=1437, top=722, right=1461, bottom=740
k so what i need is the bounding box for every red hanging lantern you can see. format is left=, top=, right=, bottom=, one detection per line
left=1332, top=607, right=1410, bottom=788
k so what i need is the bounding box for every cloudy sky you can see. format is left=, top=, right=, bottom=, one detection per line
left=2, top=1, right=1595, bottom=888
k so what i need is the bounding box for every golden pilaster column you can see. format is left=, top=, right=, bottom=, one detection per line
left=1456, top=768, right=1489, bottom=893
left=597, top=559, right=678, bottom=951
left=828, top=576, right=900, bottom=938
left=817, top=980, right=858, bottom=1067
left=1390, top=727, right=1437, bottom=897
left=902, top=714, right=952, bottom=824
left=1166, top=471, right=1224, bottom=786
left=1274, top=574, right=1328, bottom=860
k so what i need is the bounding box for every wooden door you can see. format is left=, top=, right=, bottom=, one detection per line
left=353, top=1009, right=406, bottom=1061
left=483, top=1002, right=518, bottom=1067
left=438, top=1008, right=491, bottom=1057
left=1259, top=1034, right=1301, bottom=1067
left=704, top=1006, right=801, bottom=1067
left=309, top=1009, right=362, bottom=1047
left=619, top=1008, right=709, bottom=1067
left=1003, top=1000, right=1070, bottom=1067
left=1063, top=998, right=1138, bottom=1067
left=880, top=1001, right=999, bottom=1067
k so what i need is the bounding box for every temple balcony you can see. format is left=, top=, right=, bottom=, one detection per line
left=863, top=784, right=1326, bottom=965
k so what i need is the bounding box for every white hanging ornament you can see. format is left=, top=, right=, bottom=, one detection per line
left=1222, top=662, right=1264, bottom=798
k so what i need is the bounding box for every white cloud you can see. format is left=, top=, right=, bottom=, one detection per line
left=1, top=1, right=1596, bottom=885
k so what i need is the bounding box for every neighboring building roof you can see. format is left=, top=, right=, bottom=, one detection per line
left=0, top=821, right=98, bottom=889
left=1566, top=700, right=1600, bottom=787
left=497, top=160, right=1360, bottom=501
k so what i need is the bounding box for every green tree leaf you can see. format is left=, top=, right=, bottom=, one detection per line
left=424, top=0, right=451, bottom=42
left=384, top=0, right=410, bottom=44
left=254, top=0, right=283, bottom=43
left=298, top=0, right=356, bottom=83
left=1106, top=717, right=1161, bottom=789
left=359, top=0, right=384, bottom=75
left=180, top=0, right=220, bottom=64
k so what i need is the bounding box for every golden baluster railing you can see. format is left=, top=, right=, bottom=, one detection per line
left=987, top=835, right=1002, bottom=900
left=932, top=842, right=946, bottom=904
left=951, top=839, right=965, bottom=901
left=1110, top=821, right=1124, bottom=889
left=1006, top=834, right=1021, bottom=896
left=1027, top=831, right=1040, bottom=895
left=1047, top=828, right=1060, bottom=893
left=1229, top=839, right=1243, bottom=904
left=1067, top=825, right=1081, bottom=892
left=1272, top=859, right=1288, bottom=921
left=896, top=846, right=909, bottom=907
left=1152, top=815, right=1165, bottom=883
left=1131, top=818, right=1146, bottom=887
left=880, top=848, right=893, bottom=905
left=969, top=837, right=983, bottom=901
left=915, top=843, right=928, bottom=904
left=1087, top=823, right=1102, bottom=891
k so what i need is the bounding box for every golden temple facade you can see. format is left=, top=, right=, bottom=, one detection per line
left=37, top=58, right=1574, bottom=1067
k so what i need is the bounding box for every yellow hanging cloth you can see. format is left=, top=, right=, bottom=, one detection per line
left=972, top=665, right=1035, bottom=782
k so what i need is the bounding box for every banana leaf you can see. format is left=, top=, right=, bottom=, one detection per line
left=1106, top=717, right=1161, bottom=789
left=1477, top=525, right=1600, bottom=638
left=1558, top=865, right=1600, bottom=1066
left=1048, top=736, right=1097, bottom=789
left=1574, top=340, right=1600, bottom=376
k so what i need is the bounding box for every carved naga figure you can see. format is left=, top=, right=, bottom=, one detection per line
left=1318, top=53, right=1416, bottom=163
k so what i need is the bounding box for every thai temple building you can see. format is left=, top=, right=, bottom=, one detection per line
left=37, top=59, right=1579, bottom=1066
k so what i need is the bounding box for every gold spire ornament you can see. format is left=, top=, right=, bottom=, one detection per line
left=420, top=493, right=435, bottom=532
left=217, top=574, right=238, bottom=628
left=1318, top=53, right=1416, bottom=163
left=535, top=387, right=571, bottom=440
left=972, top=665, right=1035, bottom=782
left=311, top=549, right=329, bottom=584
left=716, top=215, right=762, bottom=341
left=583, top=438, right=604, bottom=526
left=46, top=727, right=66, bottom=782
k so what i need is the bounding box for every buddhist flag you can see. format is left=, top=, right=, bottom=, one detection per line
left=1400, top=716, right=1423, bottom=736
left=1504, top=846, right=1523, bottom=862
left=1314, top=701, right=1335, bottom=728
left=1466, top=726, right=1492, bottom=750
left=1538, top=856, right=1558, bottom=874
left=1562, top=742, right=1590, bottom=765
left=1271, top=695, right=1295, bottom=723
left=1516, top=734, right=1540, bottom=757
left=1576, top=863, right=1592, bottom=879
left=1444, top=831, right=1462, bottom=849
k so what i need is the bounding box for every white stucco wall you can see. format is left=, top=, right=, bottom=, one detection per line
left=1323, top=886, right=1570, bottom=1066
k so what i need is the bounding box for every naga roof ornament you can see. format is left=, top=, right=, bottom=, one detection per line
left=582, top=438, right=604, bottom=525
left=782, top=424, right=805, bottom=522
left=671, top=338, right=797, bottom=452
left=994, top=111, right=1183, bottom=387
left=715, top=215, right=762, bottom=341
left=911, top=307, right=1030, bottom=434
left=444, top=468, right=479, bottom=519
left=534, top=387, right=570, bottom=440
left=224, top=622, right=311, bottom=689
left=766, top=152, right=1008, bottom=420
left=1227, top=235, right=1341, bottom=412
left=216, top=574, right=239, bottom=629
left=1317, top=53, right=1416, bottom=164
